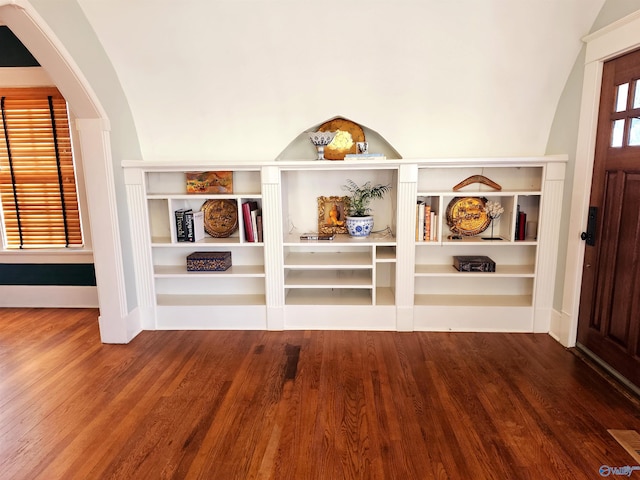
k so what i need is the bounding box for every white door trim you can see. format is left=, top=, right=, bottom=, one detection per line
left=556, top=9, right=640, bottom=347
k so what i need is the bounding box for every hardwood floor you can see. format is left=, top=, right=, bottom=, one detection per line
left=1, top=308, right=639, bottom=479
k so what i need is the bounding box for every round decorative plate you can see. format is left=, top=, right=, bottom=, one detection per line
left=445, top=197, right=490, bottom=236
left=201, top=199, right=238, bottom=238
left=318, top=118, right=365, bottom=160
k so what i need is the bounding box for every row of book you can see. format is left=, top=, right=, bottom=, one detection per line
left=242, top=201, right=263, bottom=243
left=175, top=208, right=205, bottom=242
left=416, top=201, right=438, bottom=242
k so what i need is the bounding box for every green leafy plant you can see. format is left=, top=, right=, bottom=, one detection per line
left=342, top=179, right=392, bottom=217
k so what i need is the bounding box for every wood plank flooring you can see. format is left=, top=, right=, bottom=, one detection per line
left=1, top=308, right=639, bottom=479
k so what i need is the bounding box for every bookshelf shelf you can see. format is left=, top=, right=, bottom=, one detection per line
left=279, top=165, right=399, bottom=318
left=157, top=293, right=266, bottom=306
left=375, top=246, right=397, bottom=262
left=284, top=269, right=373, bottom=287
left=414, top=264, right=535, bottom=277
left=414, top=294, right=533, bottom=307
left=123, top=156, right=565, bottom=332
left=284, top=251, right=372, bottom=268
left=151, top=236, right=263, bottom=247
left=285, top=288, right=373, bottom=306
left=412, top=163, right=557, bottom=330
left=148, top=193, right=262, bottom=200
left=154, top=265, right=265, bottom=277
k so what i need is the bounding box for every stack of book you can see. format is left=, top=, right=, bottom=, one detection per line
left=175, top=208, right=205, bottom=242
left=241, top=201, right=263, bottom=242
left=416, top=200, right=438, bottom=241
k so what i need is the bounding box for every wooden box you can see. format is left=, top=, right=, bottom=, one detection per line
left=187, top=251, right=232, bottom=272
left=453, top=255, right=496, bottom=272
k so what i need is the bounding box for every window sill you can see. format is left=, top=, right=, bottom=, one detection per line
left=0, top=248, right=94, bottom=264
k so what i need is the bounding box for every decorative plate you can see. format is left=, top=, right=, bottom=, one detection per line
left=445, top=197, right=490, bottom=236
left=318, top=118, right=365, bottom=160
left=201, top=199, right=238, bottom=238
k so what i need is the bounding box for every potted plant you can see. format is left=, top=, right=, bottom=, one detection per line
left=342, top=179, right=391, bottom=237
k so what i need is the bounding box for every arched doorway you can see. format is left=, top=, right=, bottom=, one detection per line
left=0, top=0, right=136, bottom=343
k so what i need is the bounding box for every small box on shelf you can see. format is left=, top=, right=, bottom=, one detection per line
left=453, top=255, right=496, bottom=272
left=187, top=251, right=232, bottom=271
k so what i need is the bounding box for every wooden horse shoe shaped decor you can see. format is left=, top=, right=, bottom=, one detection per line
left=453, top=175, right=502, bottom=191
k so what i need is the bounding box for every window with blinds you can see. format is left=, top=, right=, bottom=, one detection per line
left=0, top=87, right=83, bottom=248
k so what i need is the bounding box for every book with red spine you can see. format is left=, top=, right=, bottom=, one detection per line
left=241, top=201, right=259, bottom=242
left=517, top=211, right=527, bottom=241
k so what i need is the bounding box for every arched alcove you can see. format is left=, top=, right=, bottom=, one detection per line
left=276, top=116, right=403, bottom=161
left=0, top=1, right=135, bottom=343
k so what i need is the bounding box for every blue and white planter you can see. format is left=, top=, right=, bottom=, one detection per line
left=345, top=216, right=374, bottom=237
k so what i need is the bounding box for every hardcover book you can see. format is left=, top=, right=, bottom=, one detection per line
left=517, top=211, right=527, bottom=241
left=241, top=201, right=259, bottom=242
left=175, top=208, right=191, bottom=242
left=184, top=210, right=205, bottom=242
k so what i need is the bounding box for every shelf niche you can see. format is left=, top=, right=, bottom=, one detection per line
left=275, top=115, right=402, bottom=161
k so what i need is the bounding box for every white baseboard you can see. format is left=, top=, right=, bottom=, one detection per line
left=548, top=307, right=575, bottom=347
left=0, top=285, right=98, bottom=307
left=125, top=307, right=144, bottom=342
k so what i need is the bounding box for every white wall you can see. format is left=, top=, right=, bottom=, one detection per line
left=26, top=0, right=142, bottom=311
left=74, top=0, right=602, bottom=161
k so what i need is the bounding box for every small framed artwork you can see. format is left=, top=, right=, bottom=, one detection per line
left=318, top=196, right=348, bottom=235
left=186, top=171, right=233, bottom=194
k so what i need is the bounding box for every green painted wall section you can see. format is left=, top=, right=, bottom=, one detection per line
left=0, top=26, right=39, bottom=66
left=0, top=263, right=96, bottom=286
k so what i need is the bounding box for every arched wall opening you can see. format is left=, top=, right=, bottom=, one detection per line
left=0, top=0, right=138, bottom=343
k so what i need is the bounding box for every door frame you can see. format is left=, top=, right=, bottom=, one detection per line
left=558, top=10, right=640, bottom=347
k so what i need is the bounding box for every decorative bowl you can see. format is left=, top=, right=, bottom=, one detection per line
left=307, top=131, right=337, bottom=160
left=345, top=215, right=374, bottom=237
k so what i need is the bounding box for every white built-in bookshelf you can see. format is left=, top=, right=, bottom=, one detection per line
left=123, top=156, right=566, bottom=332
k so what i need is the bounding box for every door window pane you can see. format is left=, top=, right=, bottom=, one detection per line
left=616, top=83, right=629, bottom=112
left=629, top=117, right=640, bottom=146
left=611, top=119, right=625, bottom=147
left=634, top=79, right=640, bottom=109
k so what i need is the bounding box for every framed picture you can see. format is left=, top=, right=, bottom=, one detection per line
left=318, top=196, right=348, bottom=235
left=186, top=171, right=233, bottom=194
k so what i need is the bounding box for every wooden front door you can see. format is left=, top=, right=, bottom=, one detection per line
left=577, top=48, right=640, bottom=389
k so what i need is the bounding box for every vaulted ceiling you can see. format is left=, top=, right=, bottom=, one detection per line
left=75, top=0, right=606, bottom=160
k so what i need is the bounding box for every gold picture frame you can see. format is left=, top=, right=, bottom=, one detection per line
left=318, top=196, right=348, bottom=235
